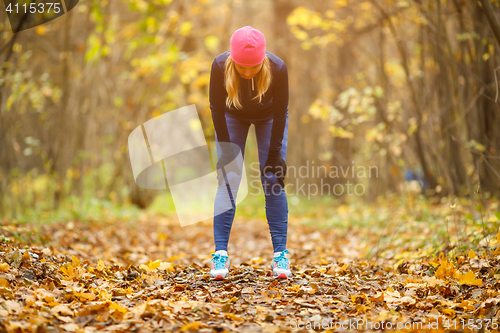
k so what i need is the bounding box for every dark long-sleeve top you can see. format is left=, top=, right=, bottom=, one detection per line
left=209, top=51, right=289, bottom=154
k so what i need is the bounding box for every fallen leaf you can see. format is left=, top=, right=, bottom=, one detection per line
left=51, top=304, right=74, bottom=317
left=457, top=270, right=482, bottom=286
left=0, top=262, right=10, bottom=272
left=97, top=259, right=105, bottom=271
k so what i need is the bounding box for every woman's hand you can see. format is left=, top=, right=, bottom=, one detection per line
left=263, top=150, right=286, bottom=188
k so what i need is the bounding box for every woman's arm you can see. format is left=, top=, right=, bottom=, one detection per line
left=268, top=62, right=289, bottom=153
left=209, top=59, right=231, bottom=143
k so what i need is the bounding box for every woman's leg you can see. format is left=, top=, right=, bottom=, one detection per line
left=213, top=113, right=251, bottom=252
left=254, top=112, right=289, bottom=253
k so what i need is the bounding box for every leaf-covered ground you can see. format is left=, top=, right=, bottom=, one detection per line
left=1, top=198, right=500, bottom=332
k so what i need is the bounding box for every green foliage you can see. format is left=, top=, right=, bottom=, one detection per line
left=2, top=162, right=140, bottom=225
left=5, top=68, right=61, bottom=113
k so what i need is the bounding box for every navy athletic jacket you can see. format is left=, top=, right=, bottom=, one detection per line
left=209, top=50, right=289, bottom=154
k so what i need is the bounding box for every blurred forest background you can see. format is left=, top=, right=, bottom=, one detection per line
left=1, top=0, right=499, bottom=223
left=3, top=2, right=500, bottom=329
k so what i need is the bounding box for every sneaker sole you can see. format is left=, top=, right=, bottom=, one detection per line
left=209, top=268, right=230, bottom=281
left=271, top=272, right=290, bottom=279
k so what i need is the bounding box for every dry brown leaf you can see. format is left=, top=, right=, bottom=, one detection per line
left=51, top=304, right=74, bottom=316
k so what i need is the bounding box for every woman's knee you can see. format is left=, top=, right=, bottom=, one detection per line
left=218, top=170, right=242, bottom=187
left=261, top=172, right=283, bottom=193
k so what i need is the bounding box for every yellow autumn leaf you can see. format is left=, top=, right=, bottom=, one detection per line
left=78, top=292, right=96, bottom=301
left=115, top=287, right=134, bottom=295
left=337, top=263, right=349, bottom=274
left=60, top=265, right=74, bottom=277
left=356, top=304, right=371, bottom=314
left=51, top=304, right=74, bottom=317
left=110, top=302, right=128, bottom=313
left=441, top=308, right=455, bottom=317
left=41, top=292, right=55, bottom=303
left=139, top=264, right=152, bottom=271
left=0, top=277, right=9, bottom=287
left=71, top=256, right=81, bottom=267
left=457, top=300, right=475, bottom=311
left=457, top=270, right=482, bottom=286
left=180, top=322, right=202, bottom=332
left=435, top=253, right=457, bottom=280
left=370, top=291, right=384, bottom=302
left=149, top=260, right=161, bottom=270
left=0, top=262, right=10, bottom=272
left=99, top=289, right=111, bottom=301
left=140, top=260, right=160, bottom=271
left=468, top=249, right=476, bottom=259
left=159, top=262, right=175, bottom=272
left=325, top=266, right=336, bottom=275
left=310, top=283, right=320, bottom=294
left=225, top=313, right=244, bottom=321
left=97, top=259, right=105, bottom=271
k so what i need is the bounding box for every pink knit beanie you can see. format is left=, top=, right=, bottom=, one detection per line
left=230, top=26, right=266, bottom=66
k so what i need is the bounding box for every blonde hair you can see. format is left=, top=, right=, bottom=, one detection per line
left=224, top=54, right=272, bottom=110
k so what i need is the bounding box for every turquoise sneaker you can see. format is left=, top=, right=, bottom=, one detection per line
left=209, top=253, right=230, bottom=280
left=271, top=249, right=292, bottom=279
